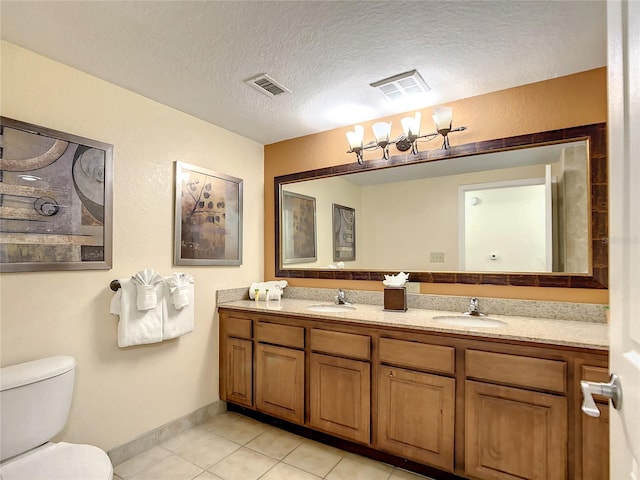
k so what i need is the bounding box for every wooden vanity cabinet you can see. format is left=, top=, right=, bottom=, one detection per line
left=218, top=308, right=609, bottom=480
left=376, top=337, right=456, bottom=471
left=308, top=328, right=371, bottom=444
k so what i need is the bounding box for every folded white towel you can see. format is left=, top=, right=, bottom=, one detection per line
left=162, top=274, right=194, bottom=340
left=135, top=284, right=158, bottom=310
left=110, top=278, right=164, bottom=347
left=166, top=272, right=194, bottom=309
left=249, top=280, right=288, bottom=300
left=131, top=268, right=164, bottom=311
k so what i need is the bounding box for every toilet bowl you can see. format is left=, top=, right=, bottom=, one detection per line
left=0, top=356, right=113, bottom=480
left=0, top=442, right=113, bottom=480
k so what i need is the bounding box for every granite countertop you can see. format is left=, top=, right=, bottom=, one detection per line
left=218, top=298, right=609, bottom=351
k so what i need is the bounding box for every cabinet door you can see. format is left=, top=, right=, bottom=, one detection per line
left=377, top=366, right=455, bottom=471
left=225, top=337, right=253, bottom=407
left=580, top=365, right=610, bottom=480
left=255, top=343, right=304, bottom=424
left=465, top=380, right=567, bottom=480
left=309, top=353, right=370, bottom=444
left=582, top=404, right=609, bottom=480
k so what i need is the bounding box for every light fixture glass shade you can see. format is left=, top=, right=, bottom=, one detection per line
left=372, top=122, right=392, bottom=144
left=433, top=106, right=453, bottom=132
left=346, top=125, right=365, bottom=150
left=401, top=112, right=421, bottom=138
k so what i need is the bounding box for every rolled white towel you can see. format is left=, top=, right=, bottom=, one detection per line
left=249, top=280, right=288, bottom=300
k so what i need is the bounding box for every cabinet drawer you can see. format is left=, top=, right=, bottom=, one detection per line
left=379, top=338, right=455, bottom=375
left=466, top=349, right=566, bottom=394
left=256, top=322, right=304, bottom=349
left=225, top=316, right=252, bottom=339
left=310, top=328, right=370, bottom=360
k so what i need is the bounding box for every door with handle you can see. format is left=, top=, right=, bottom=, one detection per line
left=587, top=3, right=640, bottom=479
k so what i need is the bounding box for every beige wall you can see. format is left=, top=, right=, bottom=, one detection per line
left=265, top=68, right=608, bottom=304
left=0, top=42, right=264, bottom=451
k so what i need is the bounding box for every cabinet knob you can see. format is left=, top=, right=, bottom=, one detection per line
left=389, top=371, right=394, bottom=377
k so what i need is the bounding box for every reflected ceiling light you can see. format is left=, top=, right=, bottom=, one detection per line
left=326, top=104, right=377, bottom=125
left=346, top=107, right=466, bottom=164
left=17, top=174, right=41, bottom=182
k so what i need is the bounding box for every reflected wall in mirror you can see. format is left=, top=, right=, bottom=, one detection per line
left=275, top=124, right=607, bottom=288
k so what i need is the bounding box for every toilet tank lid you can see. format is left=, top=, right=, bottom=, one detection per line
left=1, top=356, right=76, bottom=391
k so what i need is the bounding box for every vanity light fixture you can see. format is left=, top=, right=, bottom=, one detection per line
left=346, top=107, right=466, bottom=164
left=345, top=125, right=365, bottom=164
left=372, top=121, right=392, bottom=160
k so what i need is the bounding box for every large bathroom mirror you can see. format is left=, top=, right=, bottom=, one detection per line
left=275, top=123, right=607, bottom=288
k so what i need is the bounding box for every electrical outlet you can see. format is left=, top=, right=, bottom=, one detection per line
left=405, top=282, right=420, bottom=294
left=430, top=252, right=445, bottom=263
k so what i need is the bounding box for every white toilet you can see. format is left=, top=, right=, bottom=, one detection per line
left=0, top=355, right=113, bottom=480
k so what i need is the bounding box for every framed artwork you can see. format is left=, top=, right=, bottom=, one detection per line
left=332, top=203, right=355, bottom=262
left=0, top=117, right=113, bottom=272
left=174, top=161, right=243, bottom=266
left=281, top=190, right=316, bottom=264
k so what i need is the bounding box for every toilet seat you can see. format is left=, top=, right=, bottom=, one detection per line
left=0, top=442, right=113, bottom=480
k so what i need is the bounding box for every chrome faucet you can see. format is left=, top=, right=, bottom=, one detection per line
left=335, top=289, right=350, bottom=305
left=464, top=297, right=485, bottom=316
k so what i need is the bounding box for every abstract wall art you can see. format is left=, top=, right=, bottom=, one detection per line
left=0, top=117, right=113, bottom=272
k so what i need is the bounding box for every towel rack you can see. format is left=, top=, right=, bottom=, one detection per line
left=110, top=280, right=121, bottom=291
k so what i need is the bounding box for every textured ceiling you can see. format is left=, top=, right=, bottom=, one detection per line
left=0, top=1, right=607, bottom=145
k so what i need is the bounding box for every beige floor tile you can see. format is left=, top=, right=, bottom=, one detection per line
left=162, top=427, right=211, bottom=453
left=245, top=427, right=303, bottom=459
left=113, top=475, right=124, bottom=480
left=208, top=447, right=277, bottom=480
left=198, top=412, right=241, bottom=431
left=283, top=439, right=343, bottom=477
left=389, top=468, right=435, bottom=479
left=201, top=416, right=269, bottom=445
left=174, top=432, right=240, bottom=469
left=260, top=463, right=323, bottom=480
left=113, top=445, right=172, bottom=479
left=129, top=454, right=202, bottom=480
left=194, top=472, right=225, bottom=480
left=326, top=455, right=393, bottom=480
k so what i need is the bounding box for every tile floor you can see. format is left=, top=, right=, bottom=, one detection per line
left=113, top=411, right=435, bottom=480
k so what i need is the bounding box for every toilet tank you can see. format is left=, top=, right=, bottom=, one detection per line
left=0, top=356, right=76, bottom=462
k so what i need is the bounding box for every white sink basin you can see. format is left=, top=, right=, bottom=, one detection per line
left=306, top=304, right=356, bottom=313
left=433, top=315, right=507, bottom=328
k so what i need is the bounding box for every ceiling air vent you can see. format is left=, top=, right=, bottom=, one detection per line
left=370, top=70, right=430, bottom=102
left=245, top=74, right=291, bottom=98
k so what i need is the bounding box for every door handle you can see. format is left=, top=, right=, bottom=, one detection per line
left=580, top=373, right=623, bottom=417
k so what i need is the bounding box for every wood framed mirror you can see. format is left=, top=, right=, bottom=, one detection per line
left=274, top=123, right=607, bottom=288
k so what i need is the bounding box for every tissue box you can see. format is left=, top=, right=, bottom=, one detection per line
left=384, top=287, right=407, bottom=312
